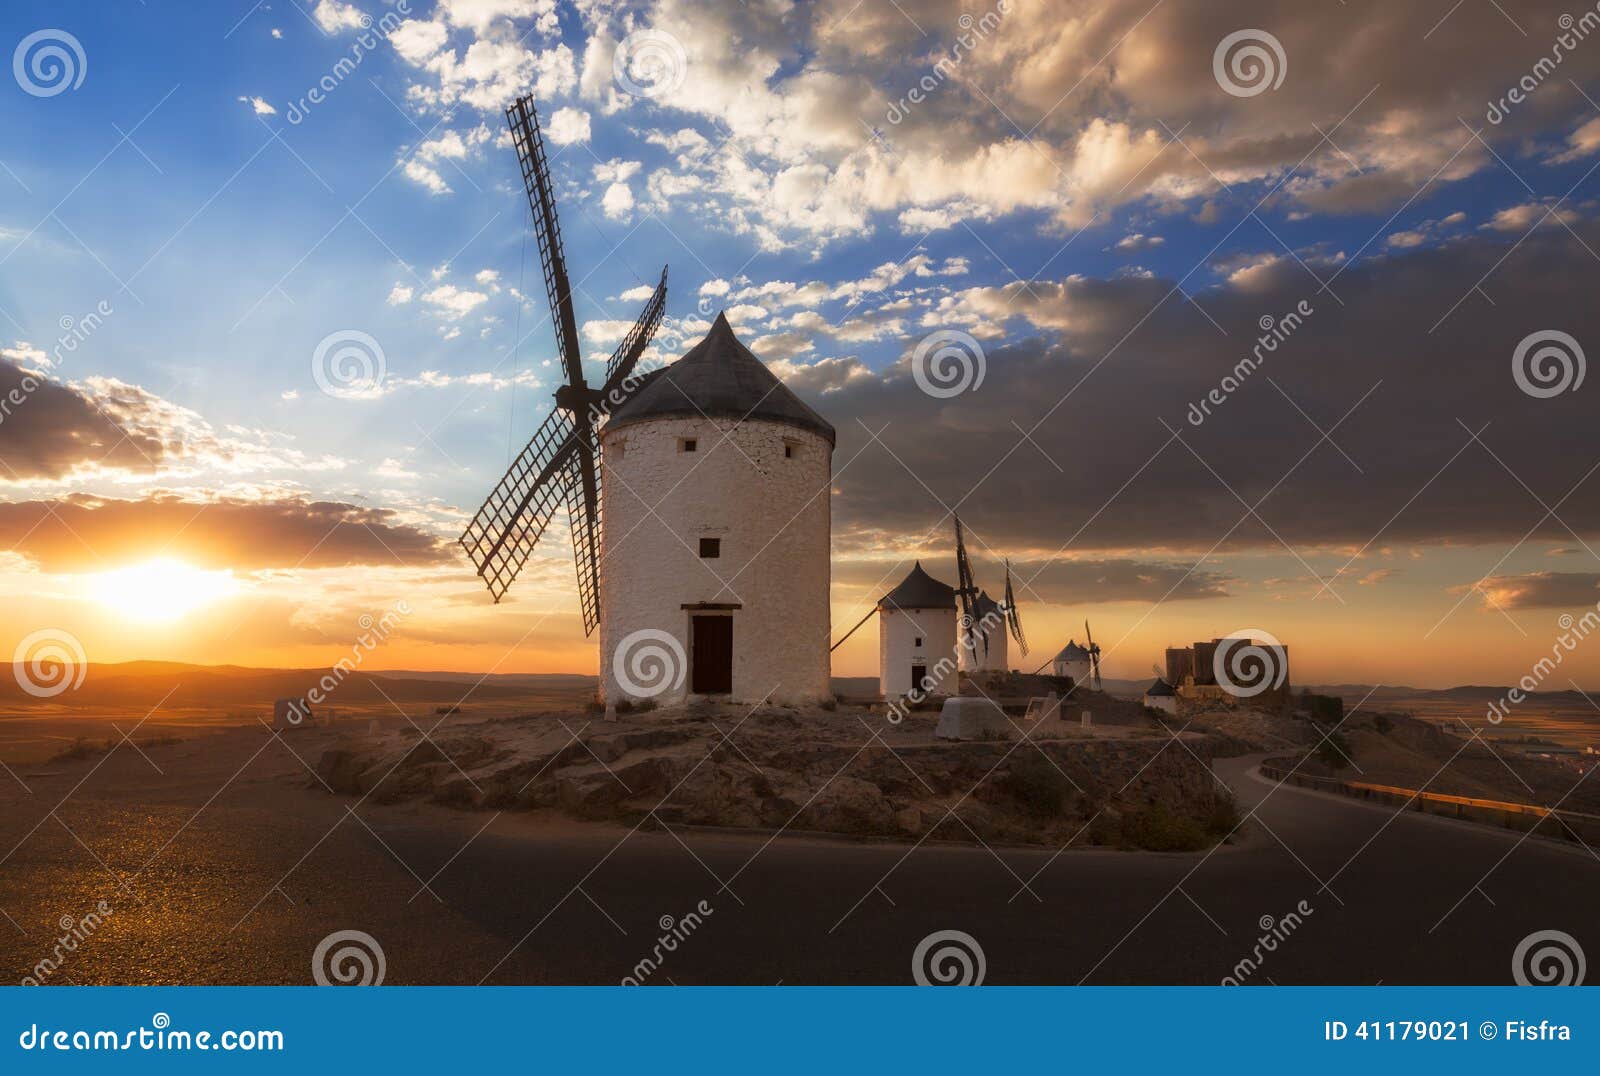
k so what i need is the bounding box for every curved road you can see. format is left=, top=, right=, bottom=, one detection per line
left=1, top=731, right=1594, bottom=984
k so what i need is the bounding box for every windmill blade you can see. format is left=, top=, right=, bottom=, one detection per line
left=562, top=427, right=602, bottom=635
left=460, top=408, right=578, bottom=601
left=953, top=515, right=979, bottom=660
left=1085, top=619, right=1103, bottom=690
left=603, top=266, right=668, bottom=392
left=507, top=95, right=582, bottom=384
left=1004, top=559, right=1028, bottom=656
left=953, top=516, right=976, bottom=619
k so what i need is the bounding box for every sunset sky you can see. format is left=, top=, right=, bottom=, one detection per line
left=5, top=0, right=1600, bottom=688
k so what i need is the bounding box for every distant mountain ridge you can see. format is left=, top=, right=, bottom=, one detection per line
left=3, top=662, right=1591, bottom=710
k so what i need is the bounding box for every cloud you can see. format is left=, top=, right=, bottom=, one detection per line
left=377, top=0, right=1600, bottom=251
left=546, top=106, right=592, bottom=144
left=778, top=221, right=1600, bottom=557
left=238, top=96, right=277, bottom=116
left=1386, top=211, right=1466, bottom=249
left=403, top=159, right=451, bottom=195
left=601, top=181, right=635, bottom=219
left=0, top=356, right=345, bottom=482
left=387, top=283, right=415, bottom=305
left=391, top=13, right=575, bottom=112
left=1548, top=116, right=1600, bottom=164
left=834, top=555, right=1232, bottom=604
left=1111, top=232, right=1163, bottom=252
left=311, top=0, right=367, bottom=34
left=1472, top=572, right=1600, bottom=610
left=1483, top=201, right=1579, bottom=232
left=421, top=284, right=489, bottom=318
left=0, top=492, right=450, bottom=574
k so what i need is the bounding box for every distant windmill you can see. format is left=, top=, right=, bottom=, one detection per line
left=1084, top=619, right=1103, bottom=691
left=952, top=515, right=1022, bottom=671
left=459, top=95, right=668, bottom=633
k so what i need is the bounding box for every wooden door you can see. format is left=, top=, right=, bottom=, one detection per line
left=691, top=615, right=733, bottom=694
left=910, top=664, right=927, bottom=694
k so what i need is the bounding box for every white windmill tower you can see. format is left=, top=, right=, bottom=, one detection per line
left=459, top=98, right=834, bottom=707
left=598, top=313, right=836, bottom=706
left=1052, top=641, right=1091, bottom=685
left=874, top=561, right=959, bottom=698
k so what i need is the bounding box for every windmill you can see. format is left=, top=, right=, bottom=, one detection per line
left=1003, top=558, right=1028, bottom=657
left=1084, top=619, right=1103, bottom=691
left=953, top=515, right=981, bottom=661
left=459, top=95, right=668, bottom=633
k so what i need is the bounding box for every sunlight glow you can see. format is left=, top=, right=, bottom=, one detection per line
left=87, top=559, right=239, bottom=623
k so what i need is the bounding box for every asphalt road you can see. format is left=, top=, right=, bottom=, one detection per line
left=0, top=728, right=1594, bottom=984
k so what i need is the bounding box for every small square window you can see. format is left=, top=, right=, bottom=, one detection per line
left=699, top=537, right=721, bottom=558
left=784, top=442, right=795, bottom=459
left=679, top=437, right=697, bottom=453
left=914, top=636, right=923, bottom=647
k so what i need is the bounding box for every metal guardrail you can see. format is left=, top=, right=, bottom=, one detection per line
left=1259, top=763, right=1600, bottom=842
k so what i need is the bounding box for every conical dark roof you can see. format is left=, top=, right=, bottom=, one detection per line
left=1145, top=677, right=1175, bottom=697
left=879, top=561, right=956, bottom=611
left=1055, top=640, right=1090, bottom=661
left=973, top=589, right=1002, bottom=618
left=605, top=312, right=835, bottom=444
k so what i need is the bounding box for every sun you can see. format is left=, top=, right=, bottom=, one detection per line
left=87, top=559, right=240, bottom=623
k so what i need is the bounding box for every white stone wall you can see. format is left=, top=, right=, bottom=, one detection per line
left=598, top=416, right=832, bottom=706
left=1053, top=657, right=1091, bottom=686
left=878, top=606, right=958, bottom=697
left=959, top=618, right=1009, bottom=672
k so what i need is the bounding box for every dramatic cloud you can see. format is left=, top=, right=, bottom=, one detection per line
left=0, top=357, right=344, bottom=482
left=0, top=492, right=452, bottom=574
left=835, top=556, right=1233, bottom=605
left=1475, top=572, right=1600, bottom=610
left=788, top=221, right=1600, bottom=558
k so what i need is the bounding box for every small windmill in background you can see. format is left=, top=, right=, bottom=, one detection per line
left=459, top=96, right=668, bottom=634
left=1084, top=619, right=1103, bottom=691
left=952, top=515, right=1027, bottom=663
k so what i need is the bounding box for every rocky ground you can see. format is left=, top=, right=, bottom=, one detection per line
left=1267, top=710, right=1600, bottom=814
left=310, top=696, right=1254, bottom=850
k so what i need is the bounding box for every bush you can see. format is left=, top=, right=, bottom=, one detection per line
left=997, top=757, right=1070, bottom=820
left=1300, top=691, right=1344, bottom=723
left=1120, top=805, right=1209, bottom=852
left=1205, top=795, right=1241, bottom=840
left=48, top=737, right=108, bottom=764
left=1371, top=713, right=1393, bottom=735
left=1314, top=730, right=1354, bottom=771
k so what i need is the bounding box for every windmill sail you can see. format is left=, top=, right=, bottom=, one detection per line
left=459, top=95, right=668, bottom=632
left=1004, top=559, right=1028, bottom=657
left=606, top=268, right=667, bottom=386
left=1085, top=619, right=1103, bottom=691
left=953, top=515, right=980, bottom=661
left=461, top=408, right=577, bottom=601
left=508, top=96, right=581, bottom=383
